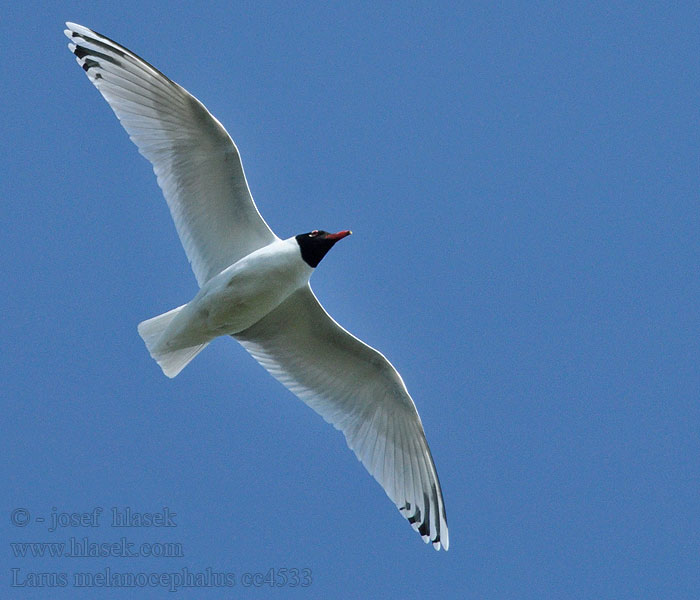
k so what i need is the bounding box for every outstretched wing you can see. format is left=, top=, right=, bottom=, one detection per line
left=65, top=23, right=278, bottom=285
left=235, top=285, right=449, bottom=550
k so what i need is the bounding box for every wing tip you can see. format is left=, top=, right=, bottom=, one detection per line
left=429, top=528, right=449, bottom=551
left=400, top=499, right=449, bottom=551
left=64, top=22, right=87, bottom=39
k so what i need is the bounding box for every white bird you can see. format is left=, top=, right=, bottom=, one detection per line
left=65, top=22, right=448, bottom=550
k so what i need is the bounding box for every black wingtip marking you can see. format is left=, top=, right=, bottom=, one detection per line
left=407, top=507, right=421, bottom=525
left=418, top=492, right=432, bottom=538
left=418, top=520, right=430, bottom=537
left=80, top=57, right=99, bottom=72
left=73, top=45, right=121, bottom=68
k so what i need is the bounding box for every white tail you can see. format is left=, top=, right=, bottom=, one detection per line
left=137, top=305, right=209, bottom=378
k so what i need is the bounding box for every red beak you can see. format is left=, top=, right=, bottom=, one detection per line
left=325, top=230, right=352, bottom=241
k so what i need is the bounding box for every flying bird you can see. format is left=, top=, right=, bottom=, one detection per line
left=64, top=22, right=448, bottom=550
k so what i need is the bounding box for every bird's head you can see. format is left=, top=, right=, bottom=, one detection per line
left=295, top=229, right=352, bottom=268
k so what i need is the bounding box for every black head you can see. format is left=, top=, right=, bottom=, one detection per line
left=295, top=229, right=352, bottom=268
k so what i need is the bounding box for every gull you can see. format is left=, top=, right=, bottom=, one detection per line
left=64, top=22, right=448, bottom=550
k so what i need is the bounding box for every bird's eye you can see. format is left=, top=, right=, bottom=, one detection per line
left=309, top=230, right=320, bottom=237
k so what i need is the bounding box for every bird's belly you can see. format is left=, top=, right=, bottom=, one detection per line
left=160, top=263, right=304, bottom=352
left=203, top=279, right=291, bottom=334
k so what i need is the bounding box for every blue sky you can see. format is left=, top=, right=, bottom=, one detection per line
left=2, top=2, right=698, bottom=598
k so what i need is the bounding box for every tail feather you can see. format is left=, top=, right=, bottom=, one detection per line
left=137, top=305, right=209, bottom=378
